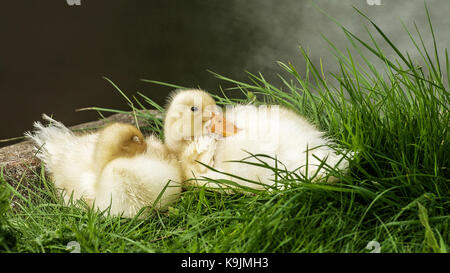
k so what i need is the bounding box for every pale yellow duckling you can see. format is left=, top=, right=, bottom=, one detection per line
left=27, top=115, right=182, bottom=217
left=164, top=89, right=350, bottom=191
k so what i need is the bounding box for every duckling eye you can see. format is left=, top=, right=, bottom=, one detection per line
left=190, top=106, right=198, bottom=112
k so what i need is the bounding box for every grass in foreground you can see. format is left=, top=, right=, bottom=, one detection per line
left=0, top=6, right=448, bottom=253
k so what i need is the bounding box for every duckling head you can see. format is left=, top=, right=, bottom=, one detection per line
left=164, top=89, right=239, bottom=154
left=94, top=123, right=147, bottom=173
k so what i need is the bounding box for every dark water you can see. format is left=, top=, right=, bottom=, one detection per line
left=0, top=1, right=268, bottom=146
left=1, top=0, right=447, bottom=147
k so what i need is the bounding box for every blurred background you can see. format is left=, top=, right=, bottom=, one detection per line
left=1, top=0, right=448, bottom=147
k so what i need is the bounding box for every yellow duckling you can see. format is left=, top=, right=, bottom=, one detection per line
left=164, top=89, right=350, bottom=191
left=27, top=114, right=182, bottom=217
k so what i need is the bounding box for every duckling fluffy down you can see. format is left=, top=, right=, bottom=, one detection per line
left=26, top=115, right=182, bottom=218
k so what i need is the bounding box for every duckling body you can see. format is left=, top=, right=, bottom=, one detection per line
left=164, top=90, right=350, bottom=190
left=27, top=115, right=181, bottom=217
left=185, top=105, right=348, bottom=189
left=94, top=135, right=181, bottom=217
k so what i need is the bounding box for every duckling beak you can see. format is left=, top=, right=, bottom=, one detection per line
left=209, top=113, right=239, bottom=137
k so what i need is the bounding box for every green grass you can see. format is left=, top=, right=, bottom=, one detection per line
left=0, top=6, right=448, bottom=253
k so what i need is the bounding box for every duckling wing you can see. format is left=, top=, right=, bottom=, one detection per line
left=95, top=155, right=182, bottom=218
